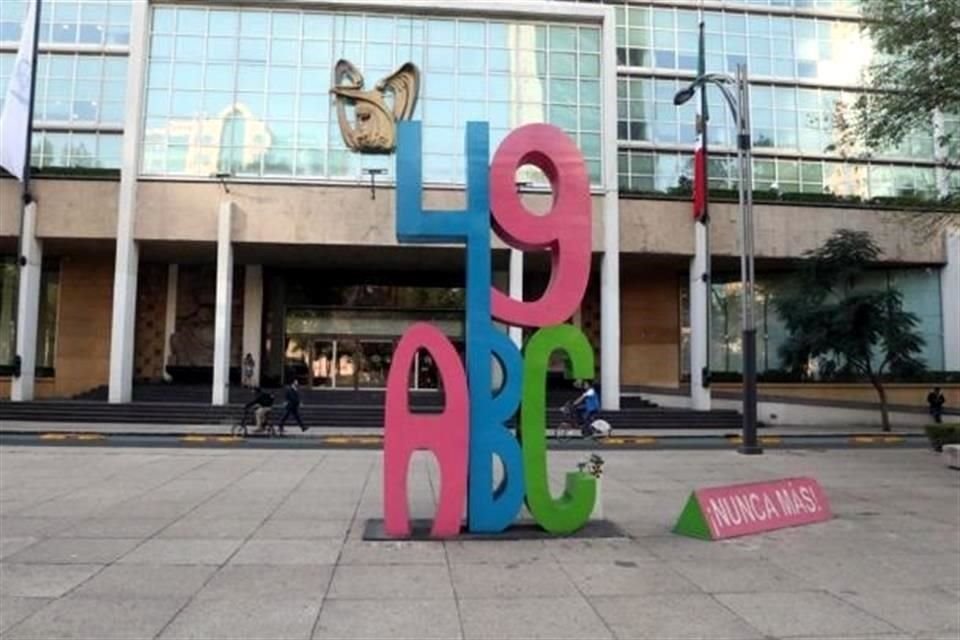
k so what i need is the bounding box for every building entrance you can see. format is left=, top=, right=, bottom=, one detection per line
left=282, top=306, right=464, bottom=390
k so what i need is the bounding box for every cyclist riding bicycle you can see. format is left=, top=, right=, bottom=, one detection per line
left=243, top=387, right=274, bottom=433
left=572, top=380, right=601, bottom=436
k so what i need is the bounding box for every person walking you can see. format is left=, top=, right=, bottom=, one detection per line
left=278, top=379, right=307, bottom=433
left=927, top=386, right=946, bottom=424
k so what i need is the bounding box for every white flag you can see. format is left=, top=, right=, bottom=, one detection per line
left=0, top=0, right=38, bottom=181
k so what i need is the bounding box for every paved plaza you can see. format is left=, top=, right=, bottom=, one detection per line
left=0, top=445, right=957, bottom=639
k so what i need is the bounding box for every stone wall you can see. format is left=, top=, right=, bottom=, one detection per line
left=620, top=269, right=680, bottom=387
left=134, top=264, right=168, bottom=382
left=52, top=253, right=114, bottom=397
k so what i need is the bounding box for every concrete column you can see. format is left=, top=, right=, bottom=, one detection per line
left=690, top=222, right=711, bottom=410
left=162, top=264, right=178, bottom=382
left=491, top=268, right=509, bottom=390
left=212, top=201, right=234, bottom=406
left=600, top=5, right=621, bottom=410
left=508, top=248, right=523, bottom=348
left=943, top=231, right=960, bottom=370
left=242, top=264, right=263, bottom=386
left=11, top=202, right=41, bottom=401
left=108, top=0, right=148, bottom=403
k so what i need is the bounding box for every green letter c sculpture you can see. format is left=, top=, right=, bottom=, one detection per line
left=522, top=324, right=597, bottom=534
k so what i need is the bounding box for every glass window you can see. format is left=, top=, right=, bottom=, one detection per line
left=549, top=26, right=576, bottom=51
left=140, top=9, right=604, bottom=185
left=459, top=21, right=484, bottom=46
left=428, top=19, right=455, bottom=44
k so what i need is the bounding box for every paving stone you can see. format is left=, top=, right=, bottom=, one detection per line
left=54, top=517, right=171, bottom=539
left=0, top=597, right=51, bottom=634
left=445, top=540, right=552, bottom=565
left=2, top=595, right=186, bottom=640
left=459, top=596, right=613, bottom=640
left=2, top=447, right=959, bottom=640
left=312, top=598, right=461, bottom=639
left=158, top=565, right=332, bottom=640
left=592, top=594, right=766, bottom=639
left=0, top=537, right=39, bottom=560
left=668, top=558, right=814, bottom=593
left=546, top=537, right=658, bottom=565
left=0, top=564, right=103, bottom=598
left=229, top=539, right=342, bottom=565
left=117, top=538, right=243, bottom=565
left=831, top=587, right=960, bottom=635
left=451, top=562, right=579, bottom=598
left=328, top=564, right=453, bottom=599
left=5, top=537, right=141, bottom=565
left=561, top=559, right=700, bottom=596
left=156, top=517, right=263, bottom=540
left=0, top=518, right=77, bottom=538
left=71, top=564, right=217, bottom=599
left=338, top=540, right=447, bottom=565
left=715, top=590, right=899, bottom=637
left=253, top=518, right=351, bottom=540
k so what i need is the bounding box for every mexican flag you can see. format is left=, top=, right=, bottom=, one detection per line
left=692, top=20, right=708, bottom=221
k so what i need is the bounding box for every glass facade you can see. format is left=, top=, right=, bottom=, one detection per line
left=681, top=268, right=946, bottom=377
left=0, top=0, right=130, bottom=171
left=0, top=258, right=60, bottom=373
left=611, top=3, right=954, bottom=199
left=618, top=150, right=939, bottom=199
left=141, top=5, right=604, bottom=184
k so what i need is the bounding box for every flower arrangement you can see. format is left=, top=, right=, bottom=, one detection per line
left=577, top=453, right=605, bottom=478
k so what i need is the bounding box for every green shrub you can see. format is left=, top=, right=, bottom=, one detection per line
left=924, top=424, right=960, bottom=452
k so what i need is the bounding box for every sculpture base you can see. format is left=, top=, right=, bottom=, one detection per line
left=362, top=518, right=627, bottom=541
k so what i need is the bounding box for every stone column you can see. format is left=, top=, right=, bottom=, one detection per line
left=491, top=268, right=508, bottom=390
left=242, top=264, right=263, bottom=387
left=943, top=231, right=960, bottom=370
left=162, top=264, right=178, bottom=382
left=11, top=202, right=41, bottom=401
left=108, top=0, right=148, bottom=403
left=212, top=201, right=234, bottom=406
left=508, top=248, right=524, bottom=348
left=599, top=5, right=621, bottom=410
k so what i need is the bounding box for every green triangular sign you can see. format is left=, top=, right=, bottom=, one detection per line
left=673, top=492, right=712, bottom=540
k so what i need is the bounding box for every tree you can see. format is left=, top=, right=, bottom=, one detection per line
left=852, top=0, right=960, bottom=158
left=774, top=230, right=926, bottom=432
left=845, top=2, right=960, bottom=239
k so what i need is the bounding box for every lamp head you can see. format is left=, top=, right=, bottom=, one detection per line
left=673, top=86, right=696, bottom=106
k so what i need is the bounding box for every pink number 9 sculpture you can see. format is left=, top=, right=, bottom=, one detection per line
left=489, top=124, right=592, bottom=328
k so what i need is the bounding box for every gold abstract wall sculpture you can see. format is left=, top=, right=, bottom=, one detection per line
left=330, top=59, right=420, bottom=154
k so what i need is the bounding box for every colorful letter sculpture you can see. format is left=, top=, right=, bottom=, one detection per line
left=384, top=120, right=598, bottom=537
left=673, top=477, right=833, bottom=540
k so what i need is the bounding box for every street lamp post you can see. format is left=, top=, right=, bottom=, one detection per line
left=675, top=63, right=762, bottom=455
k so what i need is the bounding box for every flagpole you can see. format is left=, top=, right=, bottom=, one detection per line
left=12, top=0, right=42, bottom=384
left=690, top=17, right=711, bottom=411
left=699, top=18, right=711, bottom=400
left=18, top=0, right=41, bottom=244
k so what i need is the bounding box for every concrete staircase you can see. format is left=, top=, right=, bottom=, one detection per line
left=0, top=385, right=743, bottom=430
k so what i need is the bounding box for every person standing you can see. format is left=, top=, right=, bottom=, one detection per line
left=279, top=379, right=307, bottom=433
left=242, top=353, right=255, bottom=388
left=927, top=386, right=946, bottom=424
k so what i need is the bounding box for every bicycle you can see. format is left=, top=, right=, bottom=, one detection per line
left=552, top=401, right=612, bottom=444
left=231, top=406, right=278, bottom=438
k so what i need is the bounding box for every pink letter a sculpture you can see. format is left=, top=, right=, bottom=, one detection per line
left=383, top=323, right=469, bottom=538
